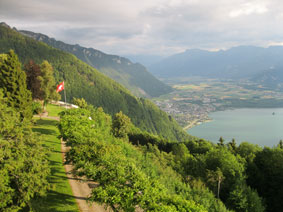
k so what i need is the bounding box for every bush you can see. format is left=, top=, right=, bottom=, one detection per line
left=32, top=101, right=43, bottom=114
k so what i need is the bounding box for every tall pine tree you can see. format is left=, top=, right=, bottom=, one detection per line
left=0, top=50, right=32, bottom=120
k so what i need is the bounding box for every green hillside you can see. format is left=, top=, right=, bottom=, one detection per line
left=20, top=30, right=173, bottom=98
left=0, top=23, right=189, bottom=141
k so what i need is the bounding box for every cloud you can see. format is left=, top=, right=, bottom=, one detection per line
left=229, top=2, right=268, bottom=18
left=1, top=0, right=283, bottom=56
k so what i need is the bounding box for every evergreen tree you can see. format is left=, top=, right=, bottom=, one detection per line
left=218, top=136, right=225, bottom=146
left=0, top=90, right=50, bottom=211
left=0, top=50, right=32, bottom=120
left=228, top=138, right=237, bottom=153
left=278, top=140, right=283, bottom=149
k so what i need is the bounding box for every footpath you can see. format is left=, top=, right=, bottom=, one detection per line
left=38, top=112, right=107, bottom=212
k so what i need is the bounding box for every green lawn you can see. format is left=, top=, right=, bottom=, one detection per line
left=46, top=104, right=66, bottom=117
left=31, top=118, right=79, bottom=212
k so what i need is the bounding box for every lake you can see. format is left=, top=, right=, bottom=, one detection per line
left=187, top=108, right=283, bottom=147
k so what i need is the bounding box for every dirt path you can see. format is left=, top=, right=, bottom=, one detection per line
left=35, top=111, right=108, bottom=212
left=61, top=140, right=108, bottom=212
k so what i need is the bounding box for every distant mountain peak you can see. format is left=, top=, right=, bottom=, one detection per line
left=20, top=29, right=172, bottom=97
left=149, top=45, right=283, bottom=79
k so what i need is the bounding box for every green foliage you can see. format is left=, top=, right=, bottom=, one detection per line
left=24, top=59, right=42, bottom=99
left=38, top=60, right=60, bottom=106
left=0, top=90, right=50, bottom=211
left=112, top=111, right=133, bottom=138
left=237, top=142, right=261, bottom=163
left=247, top=147, right=283, bottom=212
left=30, top=118, right=78, bottom=212
left=204, top=148, right=245, bottom=201
left=72, top=97, right=88, bottom=108
left=228, top=182, right=264, bottom=212
left=0, top=24, right=189, bottom=142
left=0, top=50, right=32, bottom=120
left=32, top=101, right=43, bottom=114
left=59, top=108, right=208, bottom=212
left=20, top=30, right=173, bottom=98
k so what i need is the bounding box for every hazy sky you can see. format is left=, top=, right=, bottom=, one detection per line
left=1, top=0, right=283, bottom=56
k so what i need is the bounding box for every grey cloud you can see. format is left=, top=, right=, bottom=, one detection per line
left=1, top=0, right=283, bottom=56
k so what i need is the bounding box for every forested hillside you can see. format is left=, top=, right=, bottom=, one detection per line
left=1, top=48, right=283, bottom=211
left=20, top=30, right=173, bottom=97
left=58, top=103, right=283, bottom=212
left=0, top=23, right=188, bottom=142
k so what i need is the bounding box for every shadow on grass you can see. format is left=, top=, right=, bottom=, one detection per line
left=34, top=118, right=59, bottom=126
left=30, top=190, right=79, bottom=212
left=32, top=127, right=57, bottom=135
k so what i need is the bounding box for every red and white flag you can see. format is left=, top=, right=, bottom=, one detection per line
left=56, top=81, right=64, bottom=93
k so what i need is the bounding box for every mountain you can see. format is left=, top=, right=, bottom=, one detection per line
left=123, top=54, right=165, bottom=68
left=251, top=67, right=283, bottom=91
left=0, top=22, right=189, bottom=142
left=19, top=30, right=172, bottom=98
left=149, top=46, right=283, bottom=79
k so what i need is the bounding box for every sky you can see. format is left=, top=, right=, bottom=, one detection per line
left=1, top=0, right=283, bottom=57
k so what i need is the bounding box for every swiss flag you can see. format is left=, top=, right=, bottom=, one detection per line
left=56, top=81, right=64, bottom=93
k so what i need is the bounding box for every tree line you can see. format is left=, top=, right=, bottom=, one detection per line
left=0, top=50, right=51, bottom=211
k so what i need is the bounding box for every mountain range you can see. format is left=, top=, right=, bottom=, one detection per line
left=149, top=46, right=283, bottom=81
left=19, top=30, right=172, bottom=98
left=0, top=22, right=189, bottom=141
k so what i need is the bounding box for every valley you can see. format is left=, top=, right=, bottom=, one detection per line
left=153, top=77, right=283, bottom=129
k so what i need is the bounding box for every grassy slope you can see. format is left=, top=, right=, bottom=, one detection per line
left=31, top=104, right=78, bottom=211
left=46, top=103, right=66, bottom=117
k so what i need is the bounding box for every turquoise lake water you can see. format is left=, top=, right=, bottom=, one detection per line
left=187, top=108, right=283, bottom=147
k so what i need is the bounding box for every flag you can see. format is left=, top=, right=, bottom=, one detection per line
left=56, top=81, right=64, bottom=93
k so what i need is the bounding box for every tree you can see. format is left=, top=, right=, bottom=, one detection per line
left=24, top=60, right=43, bottom=99
left=0, top=89, right=50, bottom=211
left=0, top=50, right=32, bottom=120
left=207, top=167, right=225, bottom=199
left=228, top=138, right=237, bottom=152
left=247, top=147, right=283, bottom=212
left=278, top=140, right=283, bottom=149
left=72, top=97, right=88, bottom=108
left=218, top=137, right=225, bottom=146
left=112, top=111, right=133, bottom=138
left=228, top=182, right=264, bottom=212
left=38, top=60, right=60, bottom=110
left=205, top=148, right=245, bottom=201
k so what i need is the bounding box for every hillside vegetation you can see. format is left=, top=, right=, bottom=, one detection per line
left=59, top=103, right=283, bottom=212
left=1, top=23, right=283, bottom=212
left=0, top=23, right=189, bottom=142
left=20, top=29, right=173, bottom=98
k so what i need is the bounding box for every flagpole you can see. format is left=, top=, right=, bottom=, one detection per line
left=64, top=81, right=67, bottom=108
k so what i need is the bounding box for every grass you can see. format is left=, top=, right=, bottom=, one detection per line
left=46, top=103, right=66, bottom=117
left=31, top=118, right=79, bottom=212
